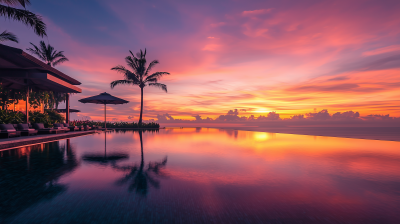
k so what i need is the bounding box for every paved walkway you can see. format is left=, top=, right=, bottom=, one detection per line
left=0, top=130, right=98, bottom=150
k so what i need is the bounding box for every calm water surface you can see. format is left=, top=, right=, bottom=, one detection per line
left=1, top=128, right=400, bottom=224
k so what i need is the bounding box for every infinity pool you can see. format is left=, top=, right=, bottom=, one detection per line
left=1, top=128, right=400, bottom=223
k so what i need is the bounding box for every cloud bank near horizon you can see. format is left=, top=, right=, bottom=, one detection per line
left=155, top=109, right=400, bottom=125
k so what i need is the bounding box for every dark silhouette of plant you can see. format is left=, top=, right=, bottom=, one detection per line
left=113, top=131, right=168, bottom=196
left=0, top=30, right=18, bottom=42
left=26, top=41, right=69, bottom=66
left=110, top=49, right=169, bottom=125
left=0, top=0, right=47, bottom=42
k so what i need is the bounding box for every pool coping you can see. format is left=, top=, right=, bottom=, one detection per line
left=0, top=130, right=98, bottom=150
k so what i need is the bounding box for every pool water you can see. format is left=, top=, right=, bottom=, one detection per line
left=1, top=128, right=400, bottom=224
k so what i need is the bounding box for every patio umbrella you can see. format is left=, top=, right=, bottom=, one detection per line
left=78, top=92, right=129, bottom=129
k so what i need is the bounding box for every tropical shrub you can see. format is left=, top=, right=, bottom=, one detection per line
left=46, top=109, right=65, bottom=124
left=70, top=120, right=160, bottom=129
left=29, top=111, right=65, bottom=128
left=0, top=110, right=65, bottom=128
left=0, top=110, right=25, bottom=124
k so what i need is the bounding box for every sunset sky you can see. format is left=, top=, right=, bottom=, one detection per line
left=2, top=0, right=400, bottom=121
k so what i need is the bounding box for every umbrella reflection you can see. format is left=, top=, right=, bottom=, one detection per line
left=82, top=131, right=129, bottom=166
left=113, top=130, right=167, bottom=196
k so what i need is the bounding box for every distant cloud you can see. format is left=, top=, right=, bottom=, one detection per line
left=363, top=45, right=400, bottom=56
left=157, top=109, right=400, bottom=126
left=242, top=9, right=272, bottom=16
left=157, top=113, right=175, bottom=122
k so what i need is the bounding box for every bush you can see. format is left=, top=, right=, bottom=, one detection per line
left=0, top=110, right=65, bottom=128
left=29, top=111, right=64, bottom=128
left=0, top=110, right=25, bottom=124
left=70, top=120, right=160, bottom=129
left=46, top=109, right=65, bottom=124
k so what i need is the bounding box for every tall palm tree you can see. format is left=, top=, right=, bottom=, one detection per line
left=110, top=49, right=170, bottom=125
left=26, top=41, right=69, bottom=66
left=0, top=0, right=47, bottom=40
left=26, top=41, right=68, bottom=109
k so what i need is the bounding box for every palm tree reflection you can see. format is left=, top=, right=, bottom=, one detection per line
left=113, top=130, right=167, bottom=196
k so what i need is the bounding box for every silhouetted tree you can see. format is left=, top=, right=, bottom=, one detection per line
left=110, top=49, right=169, bottom=125
left=26, top=41, right=69, bottom=108
left=26, top=41, right=69, bottom=66
left=0, top=0, right=47, bottom=42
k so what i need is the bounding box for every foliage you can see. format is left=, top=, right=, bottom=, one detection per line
left=26, top=41, right=69, bottom=66
left=28, top=110, right=64, bottom=128
left=70, top=120, right=160, bottom=129
left=0, top=0, right=46, bottom=38
left=45, top=109, right=65, bottom=124
left=0, top=110, right=65, bottom=127
left=110, top=49, right=169, bottom=124
left=0, top=84, right=66, bottom=110
left=0, top=30, right=18, bottom=43
left=0, top=85, right=25, bottom=110
left=0, top=110, right=24, bottom=124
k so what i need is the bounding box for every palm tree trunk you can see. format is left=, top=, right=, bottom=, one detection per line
left=139, top=87, right=144, bottom=125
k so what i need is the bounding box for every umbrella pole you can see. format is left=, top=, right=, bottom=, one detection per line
left=26, top=86, right=29, bottom=124
left=104, top=103, right=106, bottom=130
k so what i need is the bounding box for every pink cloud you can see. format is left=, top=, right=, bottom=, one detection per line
left=363, top=45, right=400, bottom=56
left=242, top=9, right=272, bottom=16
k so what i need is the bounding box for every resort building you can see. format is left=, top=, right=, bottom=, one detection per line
left=0, top=43, right=82, bottom=123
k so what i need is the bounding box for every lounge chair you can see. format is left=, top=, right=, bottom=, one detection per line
left=17, top=124, right=39, bottom=136
left=33, top=123, right=64, bottom=134
left=62, top=123, right=79, bottom=131
left=53, top=123, right=70, bottom=132
left=0, top=124, right=22, bottom=138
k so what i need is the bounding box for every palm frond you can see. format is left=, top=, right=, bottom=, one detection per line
left=0, top=30, right=18, bottom=43
left=125, top=55, right=139, bottom=72
left=144, top=60, right=159, bottom=77
left=26, top=42, right=46, bottom=61
left=52, top=57, right=68, bottom=66
left=0, top=4, right=46, bottom=36
left=110, top=79, right=136, bottom=89
left=51, top=50, right=66, bottom=59
left=145, top=72, right=170, bottom=82
left=148, top=83, right=167, bottom=92
left=0, top=0, right=30, bottom=7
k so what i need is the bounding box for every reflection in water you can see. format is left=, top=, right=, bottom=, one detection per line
left=2, top=128, right=400, bottom=223
left=0, top=140, right=78, bottom=222
left=82, top=131, right=129, bottom=166
left=113, top=131, right=167, bottom=196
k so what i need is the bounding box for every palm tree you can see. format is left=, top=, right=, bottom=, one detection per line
left=0, top=30, right=18, bottom=43
left=0, top=0, right=47, bottom=41
left=26, top=41, right=69, bottom=66
left=110, top=49, right=170, bottom=125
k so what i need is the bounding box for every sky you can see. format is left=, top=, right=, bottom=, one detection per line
left=2, top=0, right=400, bottom=122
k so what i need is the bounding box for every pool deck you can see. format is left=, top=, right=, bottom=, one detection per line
left=0, top=130, right=98, bottom=150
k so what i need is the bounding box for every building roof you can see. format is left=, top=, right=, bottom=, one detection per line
left=0, top=44, right=81, bottom=85
left=0, top=44, right=82, bottom=93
